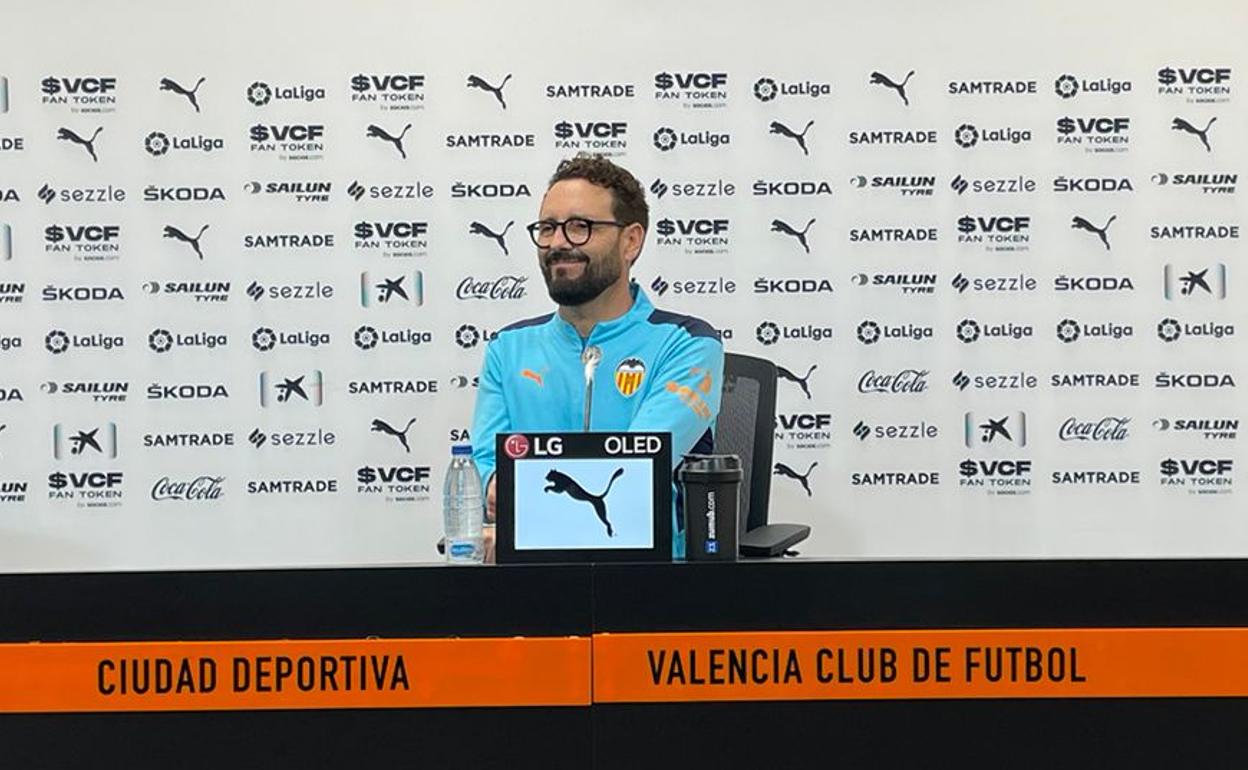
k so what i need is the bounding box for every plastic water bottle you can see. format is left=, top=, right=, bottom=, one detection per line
left=442, top=444, right=484, bottom=563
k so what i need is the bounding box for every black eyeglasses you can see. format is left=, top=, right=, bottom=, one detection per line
left=526, top=218, right=628, bottom=247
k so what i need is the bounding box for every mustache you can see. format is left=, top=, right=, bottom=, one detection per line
left=543, top=249, right=589, bottom=266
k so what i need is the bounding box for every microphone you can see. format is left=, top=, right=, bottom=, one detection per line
left=581, top=345, right=602, bottom=431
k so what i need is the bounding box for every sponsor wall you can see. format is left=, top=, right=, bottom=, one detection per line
left=0, top=0, right=1244, bottom=571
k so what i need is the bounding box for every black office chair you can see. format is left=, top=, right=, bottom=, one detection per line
left=716, top=353, right=811, bottom=557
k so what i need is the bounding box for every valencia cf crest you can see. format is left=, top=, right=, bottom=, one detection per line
left=615, top=357, right=647, bottom=397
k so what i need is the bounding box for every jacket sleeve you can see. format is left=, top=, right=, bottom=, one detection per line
left=627, top=331, right=724, bottom=467
left=469, top=340, right=510, bottom=485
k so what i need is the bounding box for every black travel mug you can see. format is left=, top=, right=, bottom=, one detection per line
left=677, top=454, right=742, bottom=561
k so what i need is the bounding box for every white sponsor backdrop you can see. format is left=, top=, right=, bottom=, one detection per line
left=0, top=0, right=1244, bottom=571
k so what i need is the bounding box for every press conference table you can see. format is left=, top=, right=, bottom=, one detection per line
left=2, top=558, right=1247, bottom=768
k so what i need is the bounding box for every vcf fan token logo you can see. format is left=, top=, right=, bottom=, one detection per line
left=504, top=434, right=530, bottom=459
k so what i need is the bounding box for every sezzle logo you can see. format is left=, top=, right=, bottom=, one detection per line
left=1156, top=318, right=1235, bottom=342
left=1054, top=74, right=1132, bottom=99
left=144, top=280, right=229, bottom=303
left=870, top=70, right=915, bottom=105
left=144, top=130, right=223, bottom=156
left=850, top=175, right=935, bottom=197
left=147, top=328, right=226, bottom=353
left=648, top=177, right=734, bottom=199
left=851, top=419, right=937, bottom=442
left=247, top=428, right=336, bottom=451
left=44, top=329, right=123, bottom=354
left=857, top=368, right=929, bottom=395
left=554, top=121, right=628, bottom=156
left=41, top=76, right=117, bottom=112
left=855, top=319, right=932, bottom=344
left=250, top=327, right=330, bottom=352
left=249, top=123, right=325, bottom=161
left=36, top=183, right=125, bottom=205
left=350, top=73, right=425, bottom=110
left=44, top=380, right=128, bottom=403
left=246, top=80, right=325, bottom=106
left=957, top=215, right=1030, bottom=252
left=44, top=224, right=121, bottom=263
left=952, top=370, right=1038, bottom=392
left=246, top=280, right=333, bottom=303
left=656, top=217, right=729, bottom=254
left=353, top=325, right=433, bottom=350
left=774, top=413, right=832, bottom=450
left=1056, top=318, right=1134, bottom=343
left=143, top=185, right=226, bottom=203
left=650, top=275, right=736, bottom=297
left=456, top=275, right=527, bottom=301
left=956, top=319, right=1033, bottom=343
left=952, top=272, right=1037, bottom=294
left=1159, top=457, right=1233, bottom=494
left=652, top=126, right=730, bottom=152
left=755, top=321, right=832, bottom=346
left=1059, top=417, right=1130, bottom=442
left=953, top=123, right=1031, bottom=148
left=654, top=71, right=728, bottom=107
left=1154, top=417, right=1238, bottom=440
left=245, top=180, right=331, bottom=204
left=354, top=219, right=429, bottom=258
left=259, top=370, right=324, bottom=407
left=949, top=174, right=1036, bottom=196
left=964, top=412, right=1028, bottom=447
left=1158, top=66, right=1232, bottom=104
left=1057, top=116, right=1131, bottom=154
left=1164, top=264, right=1226, bottom=300
left=361, top=271, right=423, bottom=307
left=852, top=272, right=937, bottom=295
left=1053, top=176, right=1134, bottom=193
left=753, top=76, right=831, bottom=102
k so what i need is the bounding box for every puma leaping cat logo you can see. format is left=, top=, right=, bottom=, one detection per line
left=371, top=418, right=417, bottom=453
left=774, top=461, right=817, bottom=497
left=1171, top=116, right=1217, bottom=153
left=771, top=218, right=815, bottom=253
left=776, top=364, right=817, bottom=400
left=870, top=70, right=915, bottom=105
left=470, top=220, right=514, bottom=255
left=545, top=467, right=623, bottom=537
left=1071, top=215, right=1116, bottom=251
left=57, top=126, right=102, bottom=162
left=467, top=73, right=512, bottom=109
left=163, top=224, right=209, bottom=260
left=160, top=77, right=206, bottom=113
left=769, top=120, right=814, bottom=156
left=366, top=123, right=412, bottom=158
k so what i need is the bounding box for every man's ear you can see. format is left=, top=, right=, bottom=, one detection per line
left=625, top=223, right=645, bottom=264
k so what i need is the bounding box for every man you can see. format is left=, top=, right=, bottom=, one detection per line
left=471, top=154, right=724, bottom=560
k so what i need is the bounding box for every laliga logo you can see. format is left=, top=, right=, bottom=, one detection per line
left=503, top=434, right=530, bottom=459
left=1055, top=74, right=1079, bottom=99
left=954, top=123, right=979, bottom=148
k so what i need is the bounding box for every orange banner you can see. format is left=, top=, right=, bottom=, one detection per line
left=0, top=636, right=590, bottom=713
left=593, top=628, right=1248, bottom=702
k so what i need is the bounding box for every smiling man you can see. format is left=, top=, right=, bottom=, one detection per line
left=470, top=153, right=724, bottom=560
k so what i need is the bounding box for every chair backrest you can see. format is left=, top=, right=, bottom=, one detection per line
left=714, top=352, right=777, bottom=534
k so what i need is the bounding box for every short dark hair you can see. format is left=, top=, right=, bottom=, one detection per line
left=548, top=153, right=648, bottom=232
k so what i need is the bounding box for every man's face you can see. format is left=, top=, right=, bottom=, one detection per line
left=536, top=179, right=628, bottom=307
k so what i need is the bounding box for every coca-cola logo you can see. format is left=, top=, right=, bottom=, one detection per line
left=857, top=368, right=930, bottom=394
left=1058, top=417, right=1130, bottom=442
left=455, top=275, right=527, bottom=301
left=150, top=475, right=225, bottom=501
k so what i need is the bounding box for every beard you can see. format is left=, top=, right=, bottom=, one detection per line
left=540, top=246, right=623, bottom=306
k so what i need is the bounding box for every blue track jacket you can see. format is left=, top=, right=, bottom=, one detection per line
left=470, top=283, right=724, bottom=557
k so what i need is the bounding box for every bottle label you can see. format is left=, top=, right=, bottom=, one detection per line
left=449, top=542, right=476, bottom=558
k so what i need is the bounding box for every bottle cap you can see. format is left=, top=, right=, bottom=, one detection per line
left=451, top=443, right=473, bottom=456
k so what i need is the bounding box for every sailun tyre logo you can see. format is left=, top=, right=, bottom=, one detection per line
left=1056, top=318, right=1080, bottom=343
left=856, top=320, right=881, bottom=344
left=144, top=131, right=170, bottom=156
left=148, top=328, right=173, bottom=353
left=756, top=321, right=780, bottom=346
left=354, top=325, right=379, bottom=350
left=1158, top=318, right=1182, bottom=342
left=1055, top=74, right=1079, bottom=99
left=653, top=127, right=678, bottom=151
left=753, top=78, right=778, bottom=102
left=45, top=330, right=70, bottom=354
left=455, top=324, right=481, bottom=349
left=252, top=327, right=276, bottom=351
left=247, top=81, right=272, bottom=106
left=954, top=123, right=979, bottom=148
left=956, top=319, right=981, bottom=343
